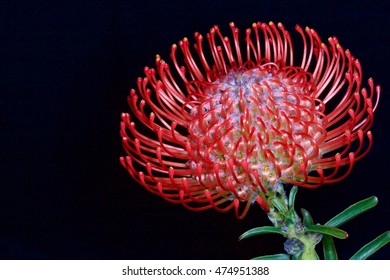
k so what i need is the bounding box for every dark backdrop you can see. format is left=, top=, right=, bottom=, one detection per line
left=1, top=0, right=389, bottom=259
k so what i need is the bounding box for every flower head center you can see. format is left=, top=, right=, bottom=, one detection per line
left=187, top=63, right=326, bottom=197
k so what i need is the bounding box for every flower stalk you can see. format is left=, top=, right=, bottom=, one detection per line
left=250, top=185, right=323, bottom=259
left=240, top=186, right=389, bottom=260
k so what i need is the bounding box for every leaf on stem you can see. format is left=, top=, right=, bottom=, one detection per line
left=306, top=225, right=348, bottom=239
left=301, top=208, right=314, bottom=227
left=239, top=226, right=284, bottom=241
left=322, top=235, right=338, bottom=260
left=271, top=198, right=287, bottom=213
left=325, top=196, right=378, bottom=228
left=288, top=186, right=298, bottom=210
left=350, top=230, right=390, bottom=260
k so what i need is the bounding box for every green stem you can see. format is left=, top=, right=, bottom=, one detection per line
left=264, top=185, right=321, bottom=260
left=242, top=184, right=387, bottom=260
left=300, top=244, right=320, bottom=260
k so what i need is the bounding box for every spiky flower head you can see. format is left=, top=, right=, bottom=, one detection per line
left=120, top=22, right=380, bottom=219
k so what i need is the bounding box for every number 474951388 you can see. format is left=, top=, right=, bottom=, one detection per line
left=214, top=266, right=269, bottom=276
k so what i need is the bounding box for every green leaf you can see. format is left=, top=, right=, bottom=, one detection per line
left=239, top=226, right=284, bottom=241
left=306, top=225, right=348, bottom=239
left=271, top=198, right=287, bottom=213
left=288, top=186, right=298, bottom=210
left=301, top=208, right=314, bottom=227
left=350, top=231, right=390, bottom=260
left=252, top=253, right=290, bottom=260
left=323, top=235, right=338, bottom=260
left=325, top=196, right=378, bottom=228
left=287, top=186, right=300, bottom=221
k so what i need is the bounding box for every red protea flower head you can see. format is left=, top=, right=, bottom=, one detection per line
left=120, top=22, right=380, bottom=219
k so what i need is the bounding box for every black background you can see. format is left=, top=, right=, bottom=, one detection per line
left=1, top=0, right=389, bottom=260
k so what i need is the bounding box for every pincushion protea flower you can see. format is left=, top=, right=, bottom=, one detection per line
left=120, top=22, right=380, bottom=219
